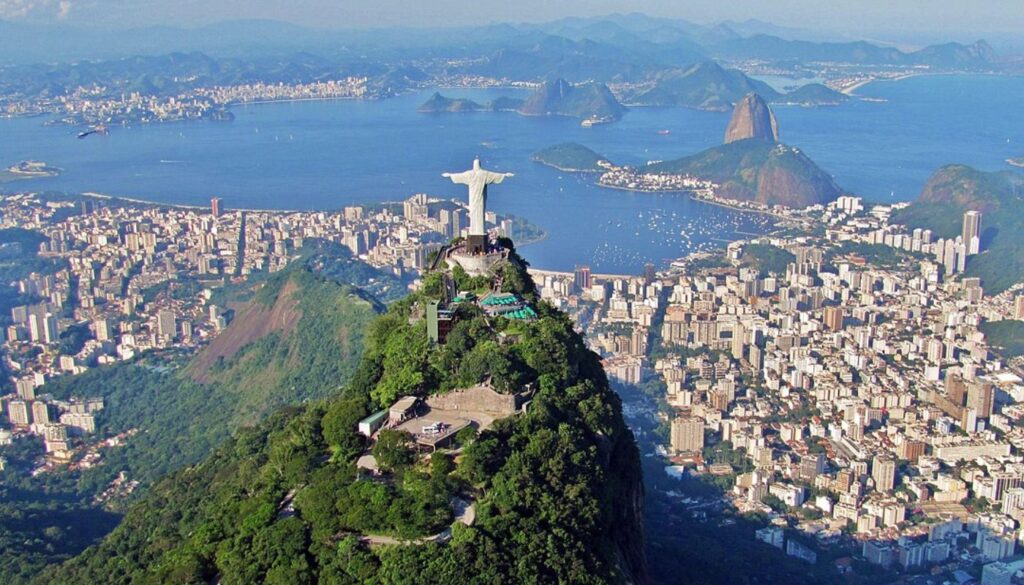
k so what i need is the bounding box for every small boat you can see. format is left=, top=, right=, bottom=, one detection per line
left=657, top=129, right=671, bottom=135
left=77, top=125, right=108, bottom=139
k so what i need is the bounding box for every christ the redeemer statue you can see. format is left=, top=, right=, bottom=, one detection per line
left=443, top=158, right=513, bottom=254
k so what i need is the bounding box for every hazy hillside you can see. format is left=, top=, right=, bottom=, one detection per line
left=891, top=164, right=1024, bottom=293
left=0, top=264, right=383, bottom=585
left=648, top=139, right=842, bottom=207
left=628, top=61, right=779, bottom=111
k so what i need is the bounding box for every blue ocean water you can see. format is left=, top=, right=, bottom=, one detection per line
left=1, top=74, right=1021, bottom=273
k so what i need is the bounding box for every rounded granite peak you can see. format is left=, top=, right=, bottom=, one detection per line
left=724, top=92, right=779, bottom=145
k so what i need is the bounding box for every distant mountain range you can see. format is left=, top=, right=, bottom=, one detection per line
left=623, top=62, right=848, bottom=111
left=0, top=13, right=1003, bottom=76
left=423, top=66, right=845, bottom=125
left=0, top=13, right=1006, bottom=117
left=703, top=34, right=995, bottom=68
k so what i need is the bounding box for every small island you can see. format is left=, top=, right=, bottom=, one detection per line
left=531, top=142, right=611, bottom=172
left=2, top=160, right=61, bottom=180
left=418, top=92, right=524, bottom=113
left=1007, top=157, right=1024, bottom=169
left=774, top=83, right=850, bottom=107
left=419, top=79, right=625, bottom=122
left=419, top=92, right=484, bottom=113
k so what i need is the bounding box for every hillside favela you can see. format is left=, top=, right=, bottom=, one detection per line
left=1, top=2, right=1023, bottom=584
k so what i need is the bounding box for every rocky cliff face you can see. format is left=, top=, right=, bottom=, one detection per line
left=724, top=92, right=779, bottom=144
left=519, top=78, right=626, bottom=119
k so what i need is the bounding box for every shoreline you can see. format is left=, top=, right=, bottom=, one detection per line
left=840, top=70, right=1007, bottom=96
left=75, top=191, right=552, bottom=249
left=230, top=95, right=369, bottom=107
left=531, top=159, right=603, bottom=174
left=596, top=183, right=691, bottom=194
left=80, top=192, right=310, bottom=214
left=590, top=177, right=800, bottom=223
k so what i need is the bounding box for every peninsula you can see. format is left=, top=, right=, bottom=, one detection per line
left=585, top=92, right=842, bottom=208
left=531, top=142, right=610, bottom=172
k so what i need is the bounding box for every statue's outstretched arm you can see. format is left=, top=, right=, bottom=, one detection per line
left=485, top=171, right=515, bottom=184
left=443, top=171, right=474, bottom=184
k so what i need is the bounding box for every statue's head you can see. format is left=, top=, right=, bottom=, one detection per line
left=473, top=158, right=481, bottom=170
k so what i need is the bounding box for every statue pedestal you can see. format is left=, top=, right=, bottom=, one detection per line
left=447, top=243, right=506, bottom=277
left=466, top=234, right=487, bottom=255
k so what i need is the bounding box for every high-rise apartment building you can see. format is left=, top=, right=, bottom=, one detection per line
left=872, top=455, right=897, bottom=492
left=824, top=307, right=844, bottom=331
left=671, top=417, right=705, bottom=454
left=962, top=210, right=981, bottom=255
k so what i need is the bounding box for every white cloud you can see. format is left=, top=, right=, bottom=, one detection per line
left=0, top=0, right=70, bottom=20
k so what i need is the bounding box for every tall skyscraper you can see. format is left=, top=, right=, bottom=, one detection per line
left=574, top=265, right=592, bottom=292
left=1015, top=295, right=1024, bottom=321
left=962, top=210, right=982, bottom=255
left=872, top=455, right=896, bottom=492
left=967, top=381, right=995, bottom=419
left=943, top=239, right=958, bottom=275
left=28, top=312, right=58, bottom=344
left=670, top=417, right=705, bottom=454
left=823, top=307, right=844, bottom=332
left=211, top=197, right=222, bottom=218
left=731, top=324, right=746, bottom=361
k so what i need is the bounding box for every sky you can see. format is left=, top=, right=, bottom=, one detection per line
left=2, top=0, right=1024, bottom=37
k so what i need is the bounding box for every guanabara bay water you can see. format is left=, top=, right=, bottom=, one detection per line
left=1, top=74, right=1022, bottom=273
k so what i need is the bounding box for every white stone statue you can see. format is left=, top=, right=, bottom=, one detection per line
left=443, top=158, right=514, bottom=237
